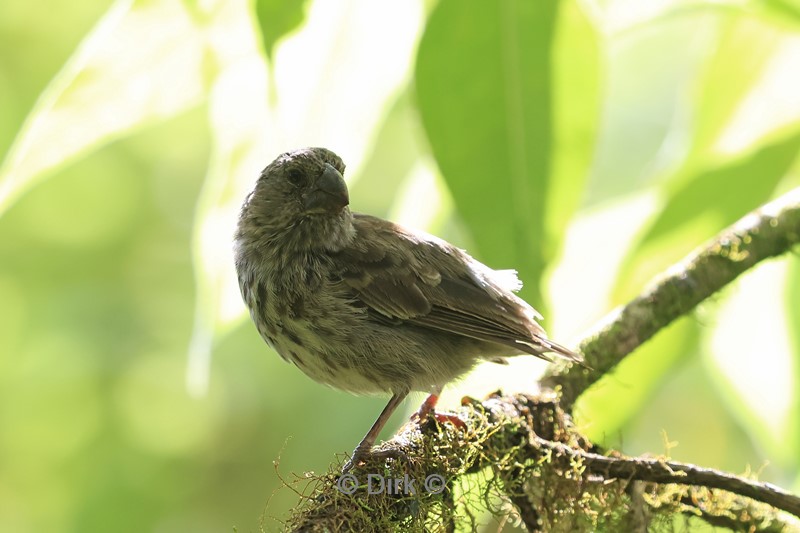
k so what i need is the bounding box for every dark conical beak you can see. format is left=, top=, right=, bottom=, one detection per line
left=303, top=164, right=349, bottom=214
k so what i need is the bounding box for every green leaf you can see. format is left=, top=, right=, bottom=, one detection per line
left=349, top=92, right=426, bottom=218
left=705, top=258, right=797, bottom=465
left=0, top=0, right=211, bottom=216
left=252, top=0, right=310, bottom=61
left=575, top=317, right=700, bottom=443
left=614, top=129, right=800, bottom=301
left=415, top=0, right=600, bottom=305
left=547, top=1, right=602, bottom=259
left=687, top=11, right=783, bottom=166
left=761, top=0, right=800, bottom=26
left=785, top=254, right=800, bottom=461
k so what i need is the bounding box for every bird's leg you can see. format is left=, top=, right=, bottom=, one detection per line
left=413, top=386, right=466, bottom=430
left=343, top=391, right=408, bottom=472
left=416, top=388, right=441, bottom=420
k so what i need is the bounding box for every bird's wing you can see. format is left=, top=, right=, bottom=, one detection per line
left=330, top=214, right=580, bottom=363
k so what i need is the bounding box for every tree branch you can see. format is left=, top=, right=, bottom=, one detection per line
left=542, top=186, right=800, bottom=410
left=285, top=393, right=800, bottom=531
left=528, top=437, right=800, bottom=517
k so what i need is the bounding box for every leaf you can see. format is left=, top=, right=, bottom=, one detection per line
left=575, top=317, right=699, bottom=443
left=784, top=252, right=800, bottom=460
left=614, top=128, right=800, bottom=301
left=761, top=0, right=800, bottom=26
left=585, top=7, right=784, bottom=205
left=706, top=259, right=797, bottom=464
left=349, top=91, right=428, bottom=217
left=0, top=0, right=211, bottom=216
left=253, top=0, right=311, bottom=61
left=688, top=12, right=783, bottom=165
left=547, top=1, right=602, bottom=259
left=415, top=0, right=600, bottom=305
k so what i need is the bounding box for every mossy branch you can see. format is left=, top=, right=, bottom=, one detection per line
left=542, top=186, right=800, bottom=410
left=528, top=436, right=800, bottom=517
left=285, top=393, right=800, bottom=531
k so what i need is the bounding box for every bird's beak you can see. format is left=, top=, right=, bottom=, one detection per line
left=303, top=164, right=350, bottom=214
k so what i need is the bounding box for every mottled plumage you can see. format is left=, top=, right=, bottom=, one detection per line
left=234, top=147, right=581, bottom=470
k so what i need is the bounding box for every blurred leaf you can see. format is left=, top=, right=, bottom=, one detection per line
left=575, top=317, right=700, bottom=444
left=785, top=256, right=800, bottom=458
left=687, top=12, right=783, bottom=166
left=645, top=132, right=800, bottom=244
left=761, top=0, right=800, bottom=25
left=349, top=91, right=424, bottom=218
left=705, top=259, right=797, bottom=465
left=0, top=0, right=211, bottom=216
left=415, top=0, right=600, bottom=304
left=546, top=1, right=602, bottom=259
left=620, top=354, right=761, bottom=474
left=253, top=0, right=310, bottom=61
left=614, top=129, right=800, bottom=301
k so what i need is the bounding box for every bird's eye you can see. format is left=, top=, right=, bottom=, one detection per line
left=287, top=168, right=305, bottom=186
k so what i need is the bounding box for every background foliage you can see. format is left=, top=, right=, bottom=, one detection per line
left=1, top=0, right=799, bottom=531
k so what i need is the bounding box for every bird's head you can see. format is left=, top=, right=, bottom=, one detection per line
left=238, top=147, right=353, bottom=251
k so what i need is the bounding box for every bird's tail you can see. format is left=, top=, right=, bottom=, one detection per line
left=515, top=336, right=590, bottom=368
left=539, top=338, right=589, bottom=368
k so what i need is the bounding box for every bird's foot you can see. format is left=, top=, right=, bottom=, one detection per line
left=415, top=392, right=440, bottom=420
left=414, top=411, right=467, bottom=431
left=342, top=446, right=409, bottom=473
left=411, top=393, right=466, bottom=430
left=430, top=412, right=467, bottom=430
left=342, top=445, right=368, bottom=473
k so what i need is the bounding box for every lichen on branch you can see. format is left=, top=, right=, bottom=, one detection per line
left=543, top=187, right=800, bottom=410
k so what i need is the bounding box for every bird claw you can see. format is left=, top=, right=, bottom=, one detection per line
left=413, top=410, right=467, bottom=431
left=342, top=446, right=409, bottom=473
left=433, top=412, right=467, bottom=430
left=371, top=447, right=410, bottom=463
left=408, top=392, right=466, bottom=431
left=341, top=458, right=358, bottom=474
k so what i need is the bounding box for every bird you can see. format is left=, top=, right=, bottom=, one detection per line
left=234, top=147, right=582, bottom=471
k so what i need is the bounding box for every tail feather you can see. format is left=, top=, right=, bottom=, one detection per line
left=544, top=338, right=591, bottom=369
left=516, top=337, right=588, bottom=368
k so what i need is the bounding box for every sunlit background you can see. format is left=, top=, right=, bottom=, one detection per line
left=1, top=0, right=799, bottom=531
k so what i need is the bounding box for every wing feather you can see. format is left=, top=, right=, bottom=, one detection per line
left=329, top=214, right=581, bottom=363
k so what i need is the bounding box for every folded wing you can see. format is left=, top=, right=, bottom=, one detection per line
left=330, top=214, right=581, bottom=363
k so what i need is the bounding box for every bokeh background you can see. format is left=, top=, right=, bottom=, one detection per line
left=1, top=0, right=799, bottom=531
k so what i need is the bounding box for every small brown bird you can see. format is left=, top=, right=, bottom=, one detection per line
left=234, top=147, right=582, bottom=471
